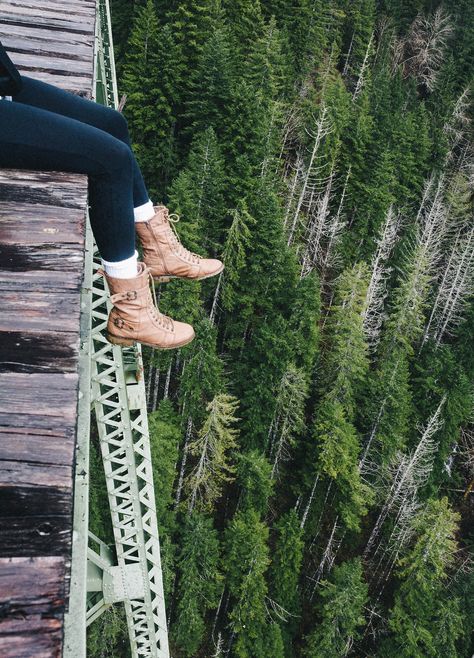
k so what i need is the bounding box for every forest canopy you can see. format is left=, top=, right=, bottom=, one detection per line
left=88, top=1, right=474, bottom=656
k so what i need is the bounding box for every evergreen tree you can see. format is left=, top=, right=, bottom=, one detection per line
left=236, top=450, right=274, bottom=514
left=185, top=393, right=240, bottom=513
left=224, top=507, right=284, bottom=658
left=380, top=497, right=463, bottom=658
left=172, top=512, right=222, bottom=656
left=149, top=399, right=181, bottom=529
left=167, top=126, right=227, bottom=253
left=303, top=558, right=368, bottom=657
left=310, top=263, right=373, bottom=530
left=270, top=510, right=304, bottom=652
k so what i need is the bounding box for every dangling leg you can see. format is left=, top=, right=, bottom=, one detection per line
left=0, top=98, right=195, bottom=348
left=11, top=74, right=155, bottom=222
left=10, top=75, right=223, bottom=283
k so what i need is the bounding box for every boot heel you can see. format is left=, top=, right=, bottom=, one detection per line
left=106, top=332, right=135, bottom=347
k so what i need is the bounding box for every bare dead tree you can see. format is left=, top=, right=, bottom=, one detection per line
left=307, top=516, right=342, bottom=599
left=287, top=104, right=334, bottom=246
left=421, top=222, right=474, bottom=347
left=174, top=415, right=193, bottom=509
left=300, top=164, right=336, bottom=277
left=319, top=167, right=351, bottom=284
left=391, top=7, right=453, bottom=92
left=364, top=395, right=446, bottom=557
left=443, top=88, right=472, bottom=160
left=352, top=32, right=374, bottom=101
left=362, top=205, right=403, bottom=350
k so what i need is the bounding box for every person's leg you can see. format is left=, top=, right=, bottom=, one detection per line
left=0, top=97, right=136, bottom=265
left=11, top=75, right=153, bottom=218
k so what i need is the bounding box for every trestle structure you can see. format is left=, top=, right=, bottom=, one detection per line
left=64, top=1, right=169, bottom=656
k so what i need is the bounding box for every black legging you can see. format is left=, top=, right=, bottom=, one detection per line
left=0, top=74, right=150, bottom=261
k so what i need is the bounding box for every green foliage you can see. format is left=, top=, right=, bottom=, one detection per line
left=103, top=1, right=474, bottom=655
left=120, top=0, right=180, bottom=197
left=87, top=604, right=130, bottom=658
left=236, top=450, right=274, bottom=513
left=303, top=558, right=368, bottom=657
left=270, top=509, right=304, bottom=617
left=224, top=507, right=284, bottom=658
left=380, top=497, right=463, bottom=658
left=184, top=393, right=240, bottom=512
left=148, top=399, right=181, bottom=529
left=167, top=126, right=227, bottom=252
left=172, top=513, right=222, bottom=655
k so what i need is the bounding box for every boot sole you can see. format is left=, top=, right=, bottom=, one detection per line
left=152, top=264, right=225, bottom=284
left=106, top=331, right=195, bottom=350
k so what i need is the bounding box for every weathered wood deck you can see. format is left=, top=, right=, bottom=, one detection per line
left=0, top=2, right=96, bottom=655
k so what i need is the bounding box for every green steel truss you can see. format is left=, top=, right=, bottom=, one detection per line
left=64, top=1, right=169, bottom=656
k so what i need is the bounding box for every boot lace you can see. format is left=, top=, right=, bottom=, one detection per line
left=147, top=269, right=174, bottom=332
left=163, top=207, right=203, bottom=265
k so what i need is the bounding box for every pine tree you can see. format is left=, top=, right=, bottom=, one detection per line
left=182, top=22, right=234, bottom=143
left=172, top=513, right=222, bottom=656
left=309, top=263, right=373, bottom=530
left=269, top=510, right=304, bottom=651
left=380, top=497, right=463, bottom=658
left=167, top=126, right=227, bottom=253
left=236, top=450, right=274, bottom=513
left=303, top=558, right=368, bottom=657
left=224, top=507, right=284, bottom=658
left=223, top=0, right=265, bottom=65
left=120, top=1, right=180, bottom=197
left=185, top=393, right=240, bottom=513
left=165, top=0, right=215, bottom=109
left=148, top=399, right=181, bottom=529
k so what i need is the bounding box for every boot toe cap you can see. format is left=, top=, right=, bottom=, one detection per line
left=201, top=258, right=224, bottom=277
left=172, top=321, right=195, bottom=346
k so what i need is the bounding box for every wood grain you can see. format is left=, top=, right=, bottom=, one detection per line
left=0, top=0, right=95, bottom=653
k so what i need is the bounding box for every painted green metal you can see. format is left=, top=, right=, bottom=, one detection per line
left=63, top=206, right=93, bottom=658
left=64, top=1, right=170, bottom=655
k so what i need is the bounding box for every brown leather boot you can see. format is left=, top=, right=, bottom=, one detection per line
left=98, top=261, right=195, bottom=349
left=135, top=204, right=225, bottom=283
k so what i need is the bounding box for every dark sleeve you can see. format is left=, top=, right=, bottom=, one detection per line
left=0, top=39, right=23, bottom=95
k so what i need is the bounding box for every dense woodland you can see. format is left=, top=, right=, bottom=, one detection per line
left=88, top=1, right=474, bottom=656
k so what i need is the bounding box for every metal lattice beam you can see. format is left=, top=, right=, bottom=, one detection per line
left=64, top=1, right=170, bottom=655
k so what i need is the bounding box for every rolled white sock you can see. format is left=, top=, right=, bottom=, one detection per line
left=102, top=249, right=139, bottom=278
left=134, top=199, right=155, bottom=222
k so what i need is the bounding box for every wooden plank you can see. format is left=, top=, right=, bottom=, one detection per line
left=0, top=556, right=69, bottom=641
left=4, top=35, right=92, bottom=60
left=0, top=373, right=79, bottom=420
left=0, top=485, right=73, bottom=556
left=0, top=330, right=79, bottom=374
left=0, top=270, right=82, bottom=292
left=0, top=291, right=81, bottom=332
left=2, top=0, right=96, bottom=18
left=8, top=52, right=92, bottom=75
left=0, top=13, right=95, bottom=34
left=0, top=428, right=74, bottom=465
left=0, top=620, right=62, bottom=658
left=0, top=556, right=66, bottom=658
left=0, top=557, right=68, bottom=611
left=0, top=518, right=73, bottom=551
left=0, top=220, right=86, bottom=248
left=0, top=460, right=72, bottom=488
left=0, top=24, right=95, bottom=49
left=0, top=244, right=85, bottom=274
left=0, top=170, right=88, bottom=208
left=0, top=411, right=78, bottom=433
left=0, top=616, right=63, bottom=658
